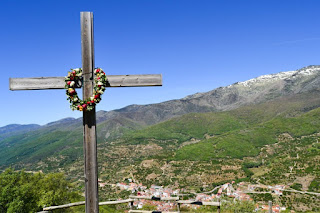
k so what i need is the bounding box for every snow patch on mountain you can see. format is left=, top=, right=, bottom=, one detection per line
left=236, top=71, right=296, bottom=87
left=232, top=66, right=320, bottom=88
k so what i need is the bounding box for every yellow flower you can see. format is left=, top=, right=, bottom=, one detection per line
left=79, top=106, right=83, bottom=111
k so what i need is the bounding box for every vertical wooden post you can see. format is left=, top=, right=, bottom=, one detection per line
left=268, top=200, right=272, bottom=213
left=130, top=200, right=134, bottom=210
left=81, top=12, right=99, bottom=213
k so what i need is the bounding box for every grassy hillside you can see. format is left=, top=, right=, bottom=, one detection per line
left=0, top=116, right=144, bottom=170
left=0, top=128, right=83, bottom=169
left=175, top=107, right=320, bottom=160
left=120, top=92, right=320, bottom=159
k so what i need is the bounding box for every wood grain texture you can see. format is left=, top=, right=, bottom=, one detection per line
left=9, top=77, right=73, bottom=90
left=9, top=74, right=162, bottom=90
left=81, top=11, right=99, bottom=213
left=43, top=201, right=85, bottom=210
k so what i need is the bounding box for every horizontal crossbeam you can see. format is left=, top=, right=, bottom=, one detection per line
left=42, top=199, right=134, bottom=211
left=9, top=74, right=162, bottom=90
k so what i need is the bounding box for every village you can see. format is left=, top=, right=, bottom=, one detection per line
left=99, top=179, right=289, bottom=212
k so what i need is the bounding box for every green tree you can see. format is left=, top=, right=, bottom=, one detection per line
left=0, top=168, right=81, bottom=212
left=37, top=173, right=80, bottom=208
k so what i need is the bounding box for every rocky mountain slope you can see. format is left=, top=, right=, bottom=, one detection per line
left=99, top=65, right=320, bottom=129
left=2, top=65, right=320, bottom=141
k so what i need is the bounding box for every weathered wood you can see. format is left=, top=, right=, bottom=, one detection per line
left=81, top=11, right=99, bottom=213
left=42, top=199, right=134, bottom=211
left=129, top=195, right=179, bottom=201
left=9, top=77, right=77, bottom=90
left=104, top=74, right=162, bottom=87
left=9, top=74, right=162, bottom=90
left=268, top=200, right=272, bottom=213
left=43, top=201, right=85, bottom=210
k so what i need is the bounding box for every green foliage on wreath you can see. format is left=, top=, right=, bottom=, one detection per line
left=65, top=68, right=107, bottom=111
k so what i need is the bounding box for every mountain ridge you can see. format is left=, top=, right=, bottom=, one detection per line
left=2, top=65, right=320, bottom=141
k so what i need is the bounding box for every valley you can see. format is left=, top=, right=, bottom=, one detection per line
left=1, top=65, right=320, bottom=212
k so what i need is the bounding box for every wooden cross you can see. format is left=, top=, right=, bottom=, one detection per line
left=9, top=12, right=162, bottom=213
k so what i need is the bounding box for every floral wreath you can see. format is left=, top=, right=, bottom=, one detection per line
left=65, top=68, right=107, bottom=111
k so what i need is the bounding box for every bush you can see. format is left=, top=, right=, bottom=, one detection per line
left=308, top=178, right=320, bottom=192
left=141, top=203, right=157, bottom=210
left=291, top=183, right=303, bottom=191
left=222, top=200, right=255, bottom=212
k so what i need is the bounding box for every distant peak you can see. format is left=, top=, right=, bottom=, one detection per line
left=233, top=65, right=320, bottom=88
left=235, top=71, right=296, bottom=87
left=296, top=65, right=320, bottom=75
left=298, top=65, right=320, bottom=71
left=183, top=65, right=320, bottom=100
left=45, top=117, right=76, bottom=126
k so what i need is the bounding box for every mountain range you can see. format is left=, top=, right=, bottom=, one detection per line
left=2, top=65, right=320, bottom=141
left=1, top=65, right=320, bottom=211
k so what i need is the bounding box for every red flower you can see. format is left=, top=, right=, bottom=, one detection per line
left=94, top=94, right=99, bottom=99
left=87, top=101, right=90, bottom=104
left=67, top=81, right=71, bottom=85
left=96, top=68, right=100, bottom=73
left=91, top=100, right=95, bottom=104
left=82, top=104, right=87, bottom=108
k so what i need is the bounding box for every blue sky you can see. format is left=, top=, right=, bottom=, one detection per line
left=1, top=0, right=320, bottom=127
